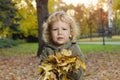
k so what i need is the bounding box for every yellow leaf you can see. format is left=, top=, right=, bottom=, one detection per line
left=39, top=64, right=53, bottom=80
left=38, top=67, right=44, bottom=75
left=62, top=64, right=72, bottom=72
left=76, top=58, right=86, bottom=70
left=61, top=49, right=72, bottom=56
left=47, top=55, right=57, bottom=64
left=57, top=56, right=76, bottom=66
left=55, top=52, right=62, bottom=63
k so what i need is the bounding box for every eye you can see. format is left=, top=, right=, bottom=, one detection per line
left=63, top=28, right=68, bottom=30
left=52, top=28, right=58, bottom=31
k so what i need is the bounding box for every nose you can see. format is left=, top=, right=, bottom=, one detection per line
left=58, top=29, right=62, bottom=35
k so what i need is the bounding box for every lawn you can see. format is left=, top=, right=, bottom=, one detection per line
left=0, top=43, right=38, bottom=56
left=0, top=43, right=120, bottom=56
left=79, top=44, right=120, bottom=53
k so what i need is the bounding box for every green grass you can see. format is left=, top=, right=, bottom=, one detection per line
left=79, top=36, right=120, bottom=42
left=0, top=43, right=120, bottom=56
left=79, top=44, right=120, bottom=53
left=0, top=43, right=38, bottom=56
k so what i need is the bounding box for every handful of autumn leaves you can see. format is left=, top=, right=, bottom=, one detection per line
left=38, top=49, right=86, bottom=80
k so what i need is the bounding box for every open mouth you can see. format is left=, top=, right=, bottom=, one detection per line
left=57, top=37, right=64, bottom=40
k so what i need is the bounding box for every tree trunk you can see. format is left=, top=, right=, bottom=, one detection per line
left=36, top=0, right=48, bottom=56
left=108, top=0, right=112, bottom=38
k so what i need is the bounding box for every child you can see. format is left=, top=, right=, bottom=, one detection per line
left=39, top=11, right=85, bottom=80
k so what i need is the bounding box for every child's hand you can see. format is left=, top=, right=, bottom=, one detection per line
left=50, top=72, right=57, bottom=80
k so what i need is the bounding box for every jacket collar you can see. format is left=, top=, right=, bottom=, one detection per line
left=45, top=41, right=76, bottom=51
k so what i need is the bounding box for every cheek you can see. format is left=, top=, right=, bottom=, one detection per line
left=63, top=32, right=71, bottom=39
left=66, top=31, right=71, bottom=36
left=51, top=32, right=57, bottom=38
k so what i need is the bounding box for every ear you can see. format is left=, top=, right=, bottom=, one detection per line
left=69, top=35, right=72, bottom=40
left=70, top=28, right=73, bottom=39
left=69, top=35, right=72, bottom=38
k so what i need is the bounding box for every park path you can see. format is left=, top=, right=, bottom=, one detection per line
left=0, top=52, right=120, bottom=80
left=78, top=42, right=120, bottom=45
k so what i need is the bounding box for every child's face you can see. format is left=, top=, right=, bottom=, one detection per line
left=50, top=21, right=71, bottom=47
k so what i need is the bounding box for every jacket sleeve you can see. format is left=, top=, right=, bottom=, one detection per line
left=71, top=43, right=85, bottom=61
left=68, top=43, right=85, bottom=80
left=39, top=47, right=48, bottom=64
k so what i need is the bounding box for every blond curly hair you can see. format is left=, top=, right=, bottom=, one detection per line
left=42, top=11, right=79, bottom=43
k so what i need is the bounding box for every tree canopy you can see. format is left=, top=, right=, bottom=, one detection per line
left=1, top=0, right=120, bottom=39
left=0, top=0, right=21, bottom=37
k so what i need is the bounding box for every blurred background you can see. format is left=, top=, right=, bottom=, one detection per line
left=0, top=0, right=120, bottom=43
left=0, top=0, right=120, bottom=80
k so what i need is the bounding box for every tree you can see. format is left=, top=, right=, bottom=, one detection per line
left=13, top=0, right=40, bottom=41
left=113, top=0, right=120, bottom=10
left=113, top=0, right=120, bottom=34
left=36, top=0, right=48, bottom=56
left=12, top=0, right=38, bottom=40
left=0, top=0, right=20, bottom=37
left=48, top=0, right=56, bottom=13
